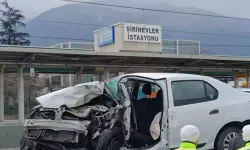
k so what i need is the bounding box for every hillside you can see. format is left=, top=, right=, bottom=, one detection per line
left=24, top=0, right=250, bottom=56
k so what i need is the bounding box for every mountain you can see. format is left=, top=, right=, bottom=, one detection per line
left=24, top=0, right=250, bottom=56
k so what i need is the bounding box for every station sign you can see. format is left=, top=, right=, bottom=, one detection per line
left=124, top=23, right=162, bottom=44
left=97, top=26, right=115, bottom=47
left=237, top=72, right=248, bottom=78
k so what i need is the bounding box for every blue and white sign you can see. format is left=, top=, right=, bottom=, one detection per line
left=97, top=26, right=115, bottom=47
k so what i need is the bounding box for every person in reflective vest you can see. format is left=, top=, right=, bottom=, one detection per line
left=238, top=125, right=250, bottom=150
left=176, top=125, right=200, bottom=150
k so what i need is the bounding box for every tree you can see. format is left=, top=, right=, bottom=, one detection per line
left=4, top=73, right=47, bottom=118
left=0, top=1, right=30, bottom=45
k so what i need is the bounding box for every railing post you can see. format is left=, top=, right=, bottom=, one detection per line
left=0, top=65, right=5, bottom=122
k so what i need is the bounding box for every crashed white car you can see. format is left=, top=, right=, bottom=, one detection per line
left=21, top=73, right=250, bottom=150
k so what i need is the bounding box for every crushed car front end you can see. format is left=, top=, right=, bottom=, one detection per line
left=21, top=81, right=125, bottom=150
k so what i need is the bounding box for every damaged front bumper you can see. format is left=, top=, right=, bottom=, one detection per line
left=24, top=119, right=91, bottom=143
left=21, top=79, right=128, bottom=150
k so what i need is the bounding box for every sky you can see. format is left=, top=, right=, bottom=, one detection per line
left=4, top=0, right=250, bottom=19
left=6, top=0, right=70, bottom=19
left=167, top=0, right=250, bottom=19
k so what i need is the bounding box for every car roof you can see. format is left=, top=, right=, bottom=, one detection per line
left=125, top=73, right=203, bottom=80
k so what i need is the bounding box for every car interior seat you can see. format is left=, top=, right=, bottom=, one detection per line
left=151, top=89, right=163, bottom=115
left=135, top=83, right=152, bottom=119
left=130, top=88, right=163, bottom=148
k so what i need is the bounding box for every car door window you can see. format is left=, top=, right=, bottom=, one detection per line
left=205, top=82, right=218, bottom=100
left=106, top=77, right=133, bottom=100
left=137, top=83, right=145, bottom=99
left=172, top=80, right=218, bottom=106
left=106, top=77, right=120, bottom=99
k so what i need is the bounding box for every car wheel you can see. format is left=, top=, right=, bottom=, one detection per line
left=95, top=127, right=124, bottom=150
left=215, top=127, right=241, bottom=150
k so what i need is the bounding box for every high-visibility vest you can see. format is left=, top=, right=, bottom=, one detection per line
left=175, top=142, right=197, bottom=150
left=238, top=142, right=250, bottom=150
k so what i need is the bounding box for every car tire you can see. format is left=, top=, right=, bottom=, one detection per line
left=95, top=127, right=124, bottom=150
left=215, top=127, right=241, bottom=150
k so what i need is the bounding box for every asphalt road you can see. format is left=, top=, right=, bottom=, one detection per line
left=0, top=124, right=23, bottom=149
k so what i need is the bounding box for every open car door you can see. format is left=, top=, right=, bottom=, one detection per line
left=117, top=75, right=169, bottom=150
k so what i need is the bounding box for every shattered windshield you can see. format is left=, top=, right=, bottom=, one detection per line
left=105, top=76, right=121, bottom=100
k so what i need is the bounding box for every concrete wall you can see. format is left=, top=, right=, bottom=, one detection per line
left=94, top=23, right=162, bottom=53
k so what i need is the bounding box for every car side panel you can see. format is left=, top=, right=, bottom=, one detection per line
left=204, top=102, right=250, bottom=149
left=167, top=76, right=250, bottom=149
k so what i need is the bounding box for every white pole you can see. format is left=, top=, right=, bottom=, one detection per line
left=104, top=68, right=110, bottom=80
left=69, top=74, right=72, bottom=86
left=60, top=74, right=64, bottom=87
left=49, top=75, right=52, bottom=85
left=18, top=66, right=25, bottom=123
left=0, top=65, right=5, bottom=122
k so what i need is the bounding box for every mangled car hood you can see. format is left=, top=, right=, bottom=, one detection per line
left=36, top=81, right=106, bottom=108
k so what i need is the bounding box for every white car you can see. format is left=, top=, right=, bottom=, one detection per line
left=21, top=73, right=250, bottom=150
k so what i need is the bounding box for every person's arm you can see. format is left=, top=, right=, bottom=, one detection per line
left=150, top=112, right=162, bottom=140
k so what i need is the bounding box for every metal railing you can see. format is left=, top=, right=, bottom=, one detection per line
left=162, top=39, right=201, bottom=55
left=50, top=42, right=94, bottom=50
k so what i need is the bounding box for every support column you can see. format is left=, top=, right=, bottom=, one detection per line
left=60, top=74, right=64, bottom=87
left=104, top=68, right=110, bottom=80
left=69, top=74, right=72, bottom=86
left=49, top=75, right=52, bottom=85
left=76, top=67, right=83, bottom=84
left=176, top=40, right=179, bottom=55
left=18, top=66, right=25, bottom=123
left=234, top=71, right=239, bottom=88
left=95, top=74, right=101, bottom=82
left=0, top=65, right=4, bottom=122
left=247, top=72, right=250, bottom=88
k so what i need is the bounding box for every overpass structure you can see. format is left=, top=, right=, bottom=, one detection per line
left=2, top=45, right=250, bottom=70
left=0, top=45, right=250, bottom=149
left=1, top=45, right=250, bottom=85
